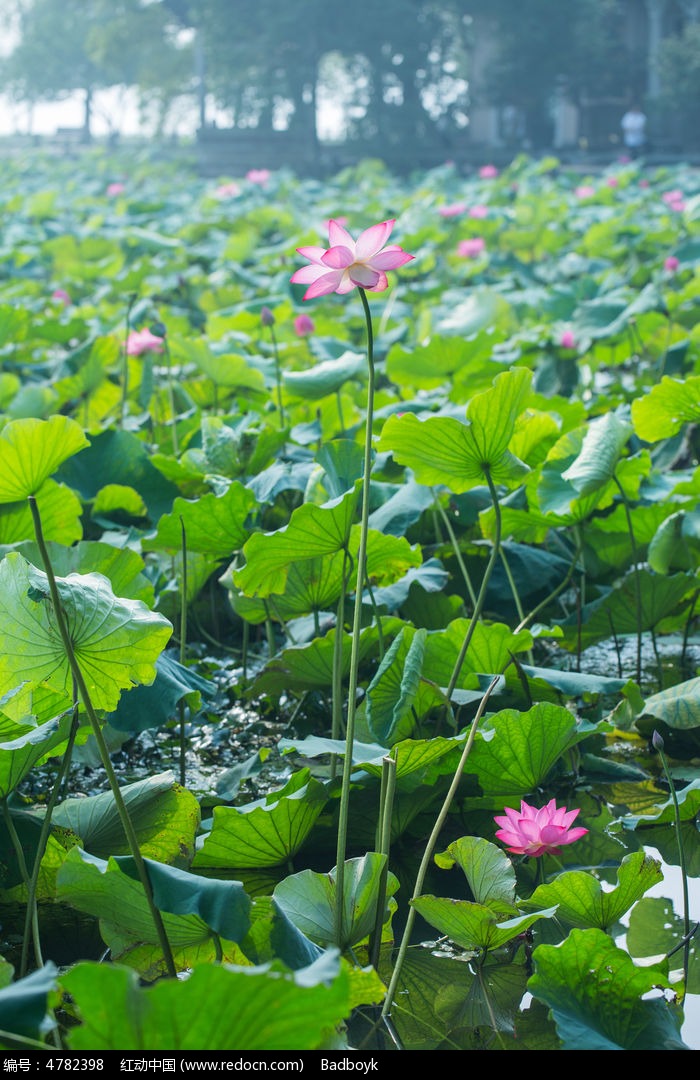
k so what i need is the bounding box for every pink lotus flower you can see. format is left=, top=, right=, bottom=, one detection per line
left=575, top=185, right=595, bottom=199
left=291, top=219, right=414, bottom=300
left=294, top=313, right=315, bottom=337
left=126, top=328, right=165, bottom=356
left=662, top=189, right=684, bottom=205
left=606, top=176, right=619, bottom=188
left=457, top=237, right=486, bottom=259
left=469, top=204, right=489, bottom=219
left=106, top=182, right=125, bottom=197
left=559, top=329, right=576, bottom=349
left=247, top=169, right=270, bottom=186
left=479, top=164, right=499, bottom=179
left=494, top=798, right=588, bottom=857
left=438, top=202, right=467, bottom=218
left=214, top=181, right=241, bottom=199
left=51, top=288, right=71, bottom=306
left=664, top=255, right=680, bottom=272
left=639, top=178, right=650, bottom=188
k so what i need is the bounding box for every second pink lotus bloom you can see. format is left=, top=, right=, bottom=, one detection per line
left=457, top=237, right=486, bottom=259
left=126, top=328, right=165, bottom=356
left=291, top=219, right=414, bottom=300
left=494, top=798, right=588, bottom=857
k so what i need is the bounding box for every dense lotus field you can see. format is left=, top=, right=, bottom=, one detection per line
left=1, top=145, right=700, bottom=1052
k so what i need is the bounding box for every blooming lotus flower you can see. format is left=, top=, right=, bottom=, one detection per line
left=214, top=181, right=241, bottom=199
left=438, top=202, right=467, bottom=218
left=126, top=328, right=165, bottom=356
left=247, top=168, right=270, bottom=186
left=457, top=237, right=485, bottom=259
left=662, top=189, right=684, bottom=205
left=575, top=185, right=595, bottom=199
left=479, top=164, right=498, bottom=178
left=559, top=329, right=576, bottom=349
left=469, top=204, right=489, bottom=219
left=106, top=182, right=125, bottom=197
left=51, top=288, right=71, bottom=306
left=494, top=798, right=588, bottom=857
left=664, top=255, right=680, bottom=272
left=291, top=219, right=414, bottom=300
left=606, top=176, right=619, bottom=188
left=294, top=313, right=315, bottom=337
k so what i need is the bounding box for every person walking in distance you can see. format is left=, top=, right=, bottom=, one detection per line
left=621, top=103, right=647, bottom=159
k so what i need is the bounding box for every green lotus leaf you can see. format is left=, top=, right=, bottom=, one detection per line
left=366, top=626, right=426, bottom=745
left=434, top=836, right=518, bottom=912
left=561, top=411, right=632, bottom=495
left=143, top=482, right=257, bottom=559
left=282, top=351, right=365, bottom=399
left=0, top=710, right=74, bottom=799
left=0, top=963, right=58, bottom=1045
left=234, top=484, right=360, bottom=597
left=528, top=928, right=686, bottom=1050
left=0, top=479, right=83, bottom=546
left=379, top=367, right=532, bottom=492
left=556, top=569, right=696, bottom=651
left=524, top=851, right=663, bottom=929
left=0, top=416, right=88, bottom=503
left=0, top=553, right=172, bottom=712
left=192, top=772, right=327, bottom=870
left=51, top=772, right=201, bottom=867
left=56, top=849, right=250, bottom=974
left=412, top=895, right=557, bottom=953
left=17, top=540, right=155, bottom=607
left=464, top=703, right=599, bottom=796
left=251, top=619, right=403, bottom=696
left=62, top=954, right=350, bottom=1051
left=273, top=853, right=398, bottom=951
left=632, top=374, right=700, bottom=442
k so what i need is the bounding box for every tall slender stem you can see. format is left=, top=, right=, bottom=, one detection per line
left=28, top=496, right=176, bottom=977
left=120, top=293, right=137, bottom=429
left=444, top=469, right=502, bottom=708
left=334, top=287, right=375, bottom=947
left=20, top=695, right=80, bottom=978
left=178, top=517, right=188, bottom=787
left=382, top=672, right=504, bottom=1018
left=330, top=551, right=350, bottom=781
left=653, top=731, right=691, bottom=987
left=613, top=473, right=642, bottom=683
left=162, top=336, right=179, bottom=457
left=432, top=490, right=477, bottom=610
left=3, top=799, right=43, bottom=969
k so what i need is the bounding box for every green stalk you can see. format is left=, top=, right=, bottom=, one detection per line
left=432, top=489, right=477, bottom=610
left=442, top=468, right=502, bottom=717
left=499, top=545, right=534, bottom=665
left=613, top=473, right=643, bottom=683
left=162, top=335, right=179, bottom=457
left=178, top=516, right=188, bottom=788
left=120, top=292, right=137, bottom=429
left=653, top=730, right=692, bottom=988
left=330, top=550, right=349, bottom=781
left=369, top=753, right=397, bottom=970
left=28, top=495, right=176, bottom=978
left=20, top=696, right=80, bottom=978
left=268, top=322, right=286, bottom=428
left=3, top=799, right=43, bottom=970
left=381, top=671, right=504, bottom=1019
left=334, top=286, right=375, bottom=948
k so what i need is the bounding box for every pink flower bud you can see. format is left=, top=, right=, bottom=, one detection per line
left=457, top=237, right=486, bottom=259
left=664, top=256, right=680, bottom=272
left=294, top=314, right=315, bottom=337
left=559, top=329, right=576, bottom=349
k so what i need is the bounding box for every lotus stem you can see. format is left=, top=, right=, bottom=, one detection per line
left=653, top=730, right=691, bottom=989
left=28, top=495, right=177, bottom=978
left=20, top=693, right=80, bottom=979
left=432, top=489, right=477, bottom=611
left=382, top=671, right=504, bottom=1019
left=179, top=516, right=188, bottom=787
left=334, top=286, right=375, bottom=947
left=369, top=752, right=397, bottom=969
left=120, top=292, right=137, bottom=428
left=613, top=473, right=642, bottom=683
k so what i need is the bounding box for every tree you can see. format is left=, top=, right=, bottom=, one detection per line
left=0, top=0, right=192, bottom=139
